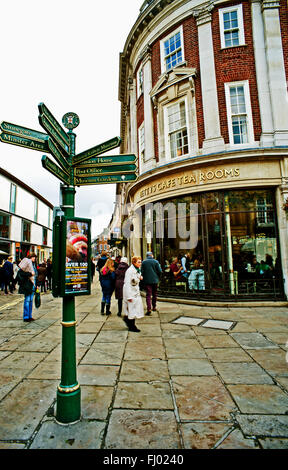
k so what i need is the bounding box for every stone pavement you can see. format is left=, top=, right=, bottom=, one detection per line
left=0, top=281, right=288, bottom=450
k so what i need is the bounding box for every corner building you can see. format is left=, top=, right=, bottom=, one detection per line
left=118, top=0, right=288, bottom=301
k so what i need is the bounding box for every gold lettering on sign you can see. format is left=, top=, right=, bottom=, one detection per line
left=139, top=167, right=240, bottom=199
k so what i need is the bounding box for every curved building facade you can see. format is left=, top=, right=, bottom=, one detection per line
left=118, top=0, right=288, bottom=301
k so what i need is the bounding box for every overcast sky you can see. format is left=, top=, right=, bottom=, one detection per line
left=0, top=0, right=142, bottom=238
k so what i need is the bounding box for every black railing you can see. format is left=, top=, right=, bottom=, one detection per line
left=157, top=272, right=285, bottom=301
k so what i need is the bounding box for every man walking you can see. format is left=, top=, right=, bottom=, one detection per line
left=141, top=252, right=162, bottom=315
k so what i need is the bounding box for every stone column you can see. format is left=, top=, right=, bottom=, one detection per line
left=251, top=0, right=274, bottom=146
left=262, top=0, right=288, bottom=145
left=193, top=2, right=225, bottom=152
left=142, top=47, right=155, bottom=164
left=277, top=158, right=288, bottom=298
left=130, top=76, right=138, bottom=156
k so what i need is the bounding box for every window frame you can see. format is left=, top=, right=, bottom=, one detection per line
left=137, top=66, right=144, bottom=99
left=219, top=4, right=245, bottom=49
left=164, top=97, right=190, bottom=160
left=9, top=183, right=17, bottom=214
left=160, top=26, right=185, bottom=74
left=224, top=80, right=254, bottom=146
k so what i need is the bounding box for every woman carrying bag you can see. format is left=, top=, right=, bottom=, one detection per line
left=16, top=253, right=37, bottom=322
left=99, top=258, right=115, bottom=315
left=122, top=256, right=144, bottom=332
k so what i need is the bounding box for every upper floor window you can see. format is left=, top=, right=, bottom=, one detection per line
left=219, top=4, right=245, bottom=48
left=137, top=66, right=144, bottom=99
left=161, top=27, right=184, bottom=73
left=22, top=220, right=31, bottom=243
left=138, top=123, right=145, bottom=162
left=34, top=198, right=38, bottom=222
left=166, top=100, right=189, bottom=159
left=9, top=183, right=16, bottom=213
left=0, top=212, right=10, bottom=238
left=225, top=81, right=254, bottom=145
left=42, top=227, right=48, bottom=246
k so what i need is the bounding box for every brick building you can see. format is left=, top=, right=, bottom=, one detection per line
left=118, top=0, right=288, bottom=301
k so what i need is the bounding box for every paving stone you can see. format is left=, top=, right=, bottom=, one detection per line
left=205, top=348, right=253, bottom=363
left=228, top=384, right=288, bottom=414
left=124, top=337, right=165, bottom=360
left=181, top=422, right=232, bottom=449
left=30, top=419, right=105, bottom=449
left=114, top=382, right=173, bottom=410
left=0, top=351, right=47, bottom=370
left=248, top=349, right=288, bottom=377
left=259, top=438, right=288, bottom=449
left=202, top=319, right=234, bottom=330
left=214, top=362, right=274, bottom=384
left=81, top=385, right=114, bottom=420
left=120, top=359, right=170, bottom=382
left=78, top=364, right=119, bottom=386
left=172, top=376, right=236, bottom=420
left=231, top=332, right=278, bottom=349
left=172, top=316, right=204, bottom=326
left=168, top=358, right=216, bottom=376
left=105, top=410, right=180, bottom=449
left=217, top=429, right=259, bottom=449
left=80, top=342, right=125, bottom=365
left=164, top=338, right=206, bottom=358
left=0, top=379, right=57, bottom=440
left=198, top=334, right=238, bottom=348
left=162, top=324, right=195, bottom=339
left=235, top=414, right=288, bottom=437
left=95, top=330, right=128, bottom=343
left=27, top=361, right=61, bottom=380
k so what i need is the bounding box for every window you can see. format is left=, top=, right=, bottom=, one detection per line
left=34, top=198, right=38, bottom=222
left=137, top=66, right=144, bottom=98
left=219, top=4, right=245, bottom=49
left=22, top=220, right=31, bottom=242
left=256, top=197, right=274, bottom=225
left=166, top=101, right=189, bottom=158
left=42, top=227, right=48, bottom=246
left=139, top=124, right=145, bottom=162
left=10, top=183, right=16, bottom=213
left=225, top=81, right=254, bottom=145
left=161, top=28, right=184, bottom=73
left=0, top=212, right=10, bottom=238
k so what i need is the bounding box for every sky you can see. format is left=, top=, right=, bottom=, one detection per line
left=0, top=0, right=143, bottom=238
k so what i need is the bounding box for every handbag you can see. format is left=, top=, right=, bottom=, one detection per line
left=34, top=288, right=41, bottom=308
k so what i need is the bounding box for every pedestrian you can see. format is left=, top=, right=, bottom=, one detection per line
left=46, top=258, right=52, bottom=290
left=37, top=262, right=47, bottom=292
left=16, top=253, right=37, bottom=322
left=141, top=251, right=162, bottom=315
left=97, top=251, right=108, bottom=277
left=91, top=257, right=96, bottom=283
left=115, top=256, right=129, bottom=316
left=99, top=258, right=115, bottom=315
left=122, top=256, right=144, bottom=332
left=12, top=261, right=19, bottom=291
left=2, top=256, right=14, bottom=295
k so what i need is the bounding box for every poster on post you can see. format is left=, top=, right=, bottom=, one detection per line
left=64, top=217, right=91, bottom=296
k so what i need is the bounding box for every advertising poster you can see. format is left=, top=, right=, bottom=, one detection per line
left=65, top=218, right=91, bottom=295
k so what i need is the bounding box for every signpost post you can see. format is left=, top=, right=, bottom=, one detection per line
left=0, top=103, right=138, bottom=425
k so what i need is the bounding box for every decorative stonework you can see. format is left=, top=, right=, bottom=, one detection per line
left=262, top=0, right=280, bottom=10
left=193, top=1, right=214, bottom=26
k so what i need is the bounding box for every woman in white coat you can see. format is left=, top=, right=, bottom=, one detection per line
left=122, top=256, right=144, bottom=332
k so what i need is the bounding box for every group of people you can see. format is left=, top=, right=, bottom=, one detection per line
left=0, top=254, right=53, bottom=322
left=96, top=251, right=162, bottom=332
left=169, top=253, right=205, bottom=290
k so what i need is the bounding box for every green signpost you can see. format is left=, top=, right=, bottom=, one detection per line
left=0, top=102, right=138, bottom=425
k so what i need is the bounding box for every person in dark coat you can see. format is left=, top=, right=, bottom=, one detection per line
left=96, top=252, right=108, bottom=278
left=114, top=257, right=129, bottom=316
left=46, top=259, right=52, bottom=290
left=3, top=256, right=14, bottom=295
left=37, top=262, right=47, bottom=292
left=99, top=258, right=115, bottom=315
left=141, top=251, right=162, bottom=315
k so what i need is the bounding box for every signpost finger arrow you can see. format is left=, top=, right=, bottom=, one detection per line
left=47, top=137, right=70, bottom=173
left=38, top=103, right=70, bottom=154
left=41, top=155, right=70, bottom=185
left=0, top=121, right=49, bottom=153
left=72, top=136, right=121, bottom=166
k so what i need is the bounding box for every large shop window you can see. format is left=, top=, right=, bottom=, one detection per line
left=142, top=188, right=283, bottom=299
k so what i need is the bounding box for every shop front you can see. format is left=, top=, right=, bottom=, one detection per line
left=128, top=156, right=288, bottom=301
